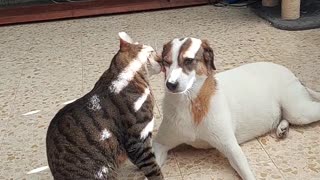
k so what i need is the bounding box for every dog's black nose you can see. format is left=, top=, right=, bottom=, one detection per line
left=166, top=81, right=178, bottom=91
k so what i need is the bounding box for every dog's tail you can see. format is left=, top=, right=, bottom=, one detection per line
left=307, top=88, right=320, bottom=101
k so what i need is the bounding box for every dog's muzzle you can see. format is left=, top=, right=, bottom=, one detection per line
left=166, top=81, right=179, bottom=91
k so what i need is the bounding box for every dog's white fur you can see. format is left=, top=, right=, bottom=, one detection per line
left=153, top=39, right=320, bottom=180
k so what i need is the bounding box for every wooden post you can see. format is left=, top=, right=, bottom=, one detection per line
left=281, top=0, right=301, bottom=20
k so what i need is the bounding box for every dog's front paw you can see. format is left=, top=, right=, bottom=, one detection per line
left=276, top=120, right=289, bottom=138
left=152, top=142, right=168, bottom=167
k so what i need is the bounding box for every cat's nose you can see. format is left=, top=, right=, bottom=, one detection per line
left=166, top=81, right=178, bottom=91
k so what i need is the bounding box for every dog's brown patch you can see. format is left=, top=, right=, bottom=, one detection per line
left=193, top=40, right=215, bottom=76
left=195, top=61, right=209, bottom=76
left=191, top=75, right=216, bottom=125
left=193, top=49, right=207, bottom=76
left=178, top=38, right=192, bottom=64
left=162, top=41, right=173, bottom=65
left=201, top=40, right=215, bottom=71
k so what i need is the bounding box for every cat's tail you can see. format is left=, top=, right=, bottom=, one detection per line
left=307, top=88, right=320, bottom=101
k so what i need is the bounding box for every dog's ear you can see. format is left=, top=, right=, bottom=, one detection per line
left=162, top=41, right=171, bottom=59
left=201, top=39, right=216, bottom=71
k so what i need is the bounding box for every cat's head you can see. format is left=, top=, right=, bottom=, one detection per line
left=117, top=32, right=162, bottom=76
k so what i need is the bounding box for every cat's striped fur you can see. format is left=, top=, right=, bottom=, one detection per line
left=46, top=32, right=164, bottom=180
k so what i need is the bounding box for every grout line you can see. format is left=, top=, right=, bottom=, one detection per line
left=172, top=150, right=184, bottom=179
left=256, top=137, right=287, bottom=180
left=0, top=49, right=28, bottom=180
left=1, top=51, right=26, bottom=142
left=80, top=21, right=84, bottom=94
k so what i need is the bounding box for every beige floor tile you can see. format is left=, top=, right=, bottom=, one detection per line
left=250, top=161, right=285, bottom=180
left=118, top=152, right=180, bottom=179
left=180, top=156, right=284, bottom=180
left=173, top=140, right=282, bottom=179
left=182, top=170, right=239, bottom=180
left=173, top=145, right=231, bottom=175
left=258, top=124, right=320, bottom=180
left=241, top=139, right=271, bottom=165
left=26, top=171, right=53, bottom=180
left=165, top=176, right=183, bottom=180
left=0, top=33, right=83, bottom=179
left=0, top=52, right=27, bottom=136
left=1, top=113, right=53, bottom=179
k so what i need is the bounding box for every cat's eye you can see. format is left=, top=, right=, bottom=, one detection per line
left=184, top=58, right=194, bottom=65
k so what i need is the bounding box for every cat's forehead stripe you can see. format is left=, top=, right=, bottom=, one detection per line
left=109, top=48, right=150, bottom=94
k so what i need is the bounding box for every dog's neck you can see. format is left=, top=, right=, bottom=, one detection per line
left=191, top=75, right=216, bottom=124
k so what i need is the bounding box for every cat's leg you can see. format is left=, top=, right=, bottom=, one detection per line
left=125, top=136, right=164, bottom=180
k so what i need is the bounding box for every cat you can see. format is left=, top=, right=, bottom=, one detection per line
left=46, top=32, right=164, bottom=180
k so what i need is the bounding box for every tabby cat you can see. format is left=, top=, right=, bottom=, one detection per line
left=46, top=32, right=164, bottom=180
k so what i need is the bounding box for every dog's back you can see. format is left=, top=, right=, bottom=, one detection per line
left=215, top=62, right=319, bottom=143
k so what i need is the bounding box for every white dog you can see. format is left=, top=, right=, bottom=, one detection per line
left=152, top=37, right=320, bottom=180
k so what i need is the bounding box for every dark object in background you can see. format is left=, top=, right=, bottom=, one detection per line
left=0, top=0, right=90, bottom=7
left=250, top=0, right=320, bottom=30
left=211, top=0, right=257, bottom=7
left=0, top=0, right=48, bottom=7
left=0, top=0, right=208, bottom=26
left=301, top=0, right=320, bottom=14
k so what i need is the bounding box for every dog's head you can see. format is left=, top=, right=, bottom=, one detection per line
left=162, top=38, right=215, bottom=93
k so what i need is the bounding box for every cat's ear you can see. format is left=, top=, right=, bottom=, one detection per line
left=118, top=32, right=133, bottom=51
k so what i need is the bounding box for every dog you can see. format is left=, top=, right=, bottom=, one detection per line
left=152, top=37, right=320, bottom=180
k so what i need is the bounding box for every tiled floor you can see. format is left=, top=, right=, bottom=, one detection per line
left=1, top=5, right=320, bottom=180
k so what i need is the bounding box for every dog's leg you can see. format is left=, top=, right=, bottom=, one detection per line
left=281, top=81, right=320, bottom=125
left=276, top=119, right=289, bottom=138
left=202, top=128, right=256, bottom=180
left=219, top=140, right=255, bottom=180
left=153, top=138, right=182, bottom=167
left=153, top=122, right=182, bottom=166
left=152, top=142, right=171, bottom=166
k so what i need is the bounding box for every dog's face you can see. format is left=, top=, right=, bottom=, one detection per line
left=162, top=38, right=215, bottom=93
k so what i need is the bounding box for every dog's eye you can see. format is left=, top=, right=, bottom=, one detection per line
left=184, top=58, right=194, bottom=65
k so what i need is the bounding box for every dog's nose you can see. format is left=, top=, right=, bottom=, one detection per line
left=166, top=81, right=178, bottom=91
